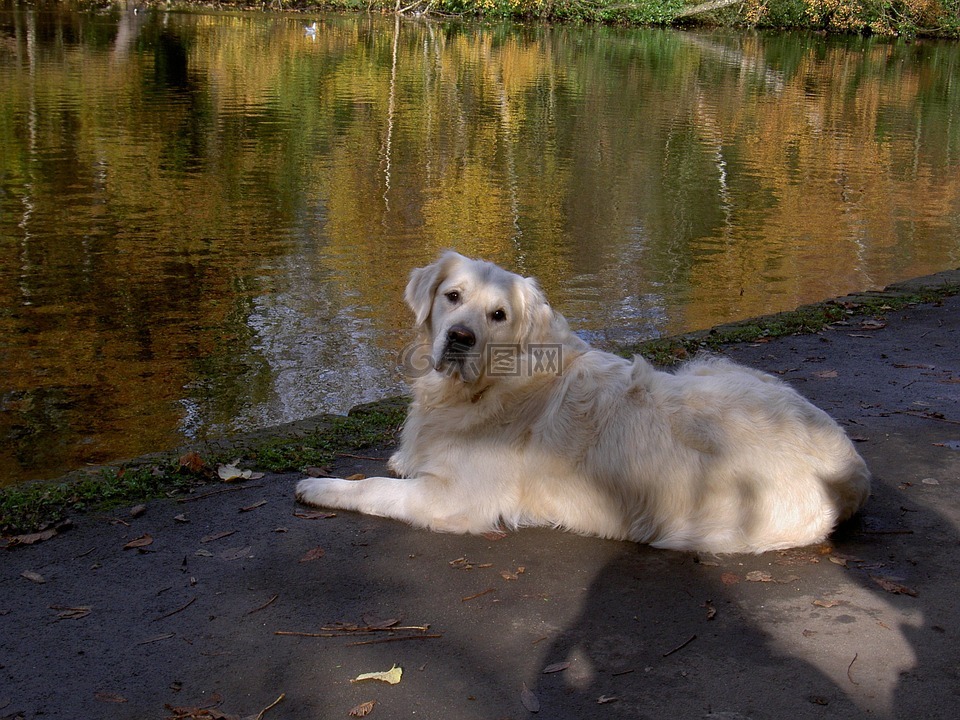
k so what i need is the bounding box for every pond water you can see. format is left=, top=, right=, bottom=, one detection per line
left=2, top=5, right=959, bottom=486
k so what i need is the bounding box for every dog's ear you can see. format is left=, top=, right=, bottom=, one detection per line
left=516, top=275, right=556, bottom=344
left=405, top=251, right=463, bottom=329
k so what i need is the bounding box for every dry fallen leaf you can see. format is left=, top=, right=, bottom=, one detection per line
left=130, top=504, right=147, bottom=518
left=21, top=570, right=46, bottom=584
left=178, top=451, right=208, bottom=474
left=345, top=473, right=366, bottom=481
left=520, top=683, right=540, bottom=712
left=200, top=530, right=236, bottom=544
left=8, top=528, right=58, bottom=546
left=481, top=530, right=508, bottom=541
left=351, top=665, right=402, bottom=685
left=813, top=599, right=841, bottom=608
left=745, top=570, right=774, bottom=583
left=303, top=466, right=332, bottom=477
left=217, top=462, right=265, bottom=482
left=298, top=547, right=325, bottom=563
left=221, top=546, right=253, bottom=561
left=720, top=572, right=740, bottom=585
left=94, top=691, right=128, bottom=703
left=542, top=662, right=570, bottom=674
left=871, top=575, right=918, bottom=597
left=703, top=601, right=717, bottom=620
left=51, top=605, right=92, bottom=620
left=348, top=700, right=377, bottom=718
left=293, top=511, right=336, bottom=520
left=123, top=533, right=153, bottom=550
left=363, top=616, right=400, bottom=629
left=813, top=370, right=839, bottom=379
left=239, top=500, right=267, bottom=513
left=164, top=704, right=237, bottom=720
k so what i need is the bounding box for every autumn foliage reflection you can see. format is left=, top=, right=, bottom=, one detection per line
left=0, top=8, right=958, bottom=484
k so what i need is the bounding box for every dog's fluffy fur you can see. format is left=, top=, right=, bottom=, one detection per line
left=297, top=251, right=870, bottom=553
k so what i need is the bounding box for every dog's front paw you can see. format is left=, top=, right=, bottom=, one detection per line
left=295, top=477, right=336, bottom=508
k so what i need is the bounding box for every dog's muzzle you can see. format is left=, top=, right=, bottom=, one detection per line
left=436, top=324, right=478, bottom=376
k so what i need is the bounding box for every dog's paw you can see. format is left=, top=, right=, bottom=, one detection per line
left=295, top=477, right=335, bottom=507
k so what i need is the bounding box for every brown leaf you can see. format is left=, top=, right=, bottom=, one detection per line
left=871, top=575, right=918, bottom=597
left=813, top=599, right=841, bottom=608
left=500, top=570, right=519, bottom=581
left=348, top=700, right=377, bottom=718
left=303, top=466, right=332, bottom=477
left=21, top=570, right=46, bottom=584
left=178, top=451, right=207, bottom=474
left=299, top=546, right=325, bottom=563
left=720, top=572, right=740, bottom=585
left=745, top=570, right=774, bottom=582
left=363, top=616, right=400, bottom=629
left=164, top=704, right=237, bottom=720
left=8, top=528, right=58, bottom=546
left=200, top=530, right=236, bottom=543
left=51, top=605, right=92, bottom=620
left=239, top=500, right=267, bottom=513
left=345, top=473, right=366, bottom=481
left=703, top=601, right=717, bottom=620
left=293, top=511, right=336, bottom=520
left=221, top=546, right=253, bottom=561
left=94, top=691, right=128, bottom=703
left=130, top=504, right=147, bottom=518
left=813, top=370, right=838, bottom=379
left=542, top=662, right=570, bottom=674
left=520, top=684, right=540, bottom=713
left=123, top=533, right=153, bottom=550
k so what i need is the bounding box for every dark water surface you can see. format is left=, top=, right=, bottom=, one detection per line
left=2, top=4, right=959, bottom=485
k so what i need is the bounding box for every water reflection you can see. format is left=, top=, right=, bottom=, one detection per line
left=1, top=4, right=958, bottom=485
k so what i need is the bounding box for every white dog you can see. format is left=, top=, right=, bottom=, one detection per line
left=296, top=251, right=870, bottom=553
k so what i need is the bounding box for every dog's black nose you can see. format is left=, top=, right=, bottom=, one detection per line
left=446, top=325, right=476, bottom=348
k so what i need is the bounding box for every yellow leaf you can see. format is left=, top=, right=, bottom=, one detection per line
left=351, top=665, right=402, bottom=685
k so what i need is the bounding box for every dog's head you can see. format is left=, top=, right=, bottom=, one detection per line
left=403, top=251, right=558, bottom=384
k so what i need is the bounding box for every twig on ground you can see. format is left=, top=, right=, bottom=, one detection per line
left=662, top=634, right=697, bottom=657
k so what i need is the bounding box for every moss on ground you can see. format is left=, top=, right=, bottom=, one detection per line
left=0, top=398, right=406, bottom=536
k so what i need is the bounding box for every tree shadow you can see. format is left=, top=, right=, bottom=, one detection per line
left=528, top=463, right=958, bottom=718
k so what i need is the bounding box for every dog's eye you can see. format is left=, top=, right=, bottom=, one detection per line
left=444, top=291, right=460, bottom=304
left=490, top=308, right=507, bottom=322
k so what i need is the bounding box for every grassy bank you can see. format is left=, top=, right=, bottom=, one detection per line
left=154, top=0, right=960, bottom=38
left=2, top=280, right=958, bottom=537
left=0, top=399, right=408, bottom=538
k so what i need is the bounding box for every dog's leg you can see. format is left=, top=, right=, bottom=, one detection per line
left=295, top=476, right=484, bottom=534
